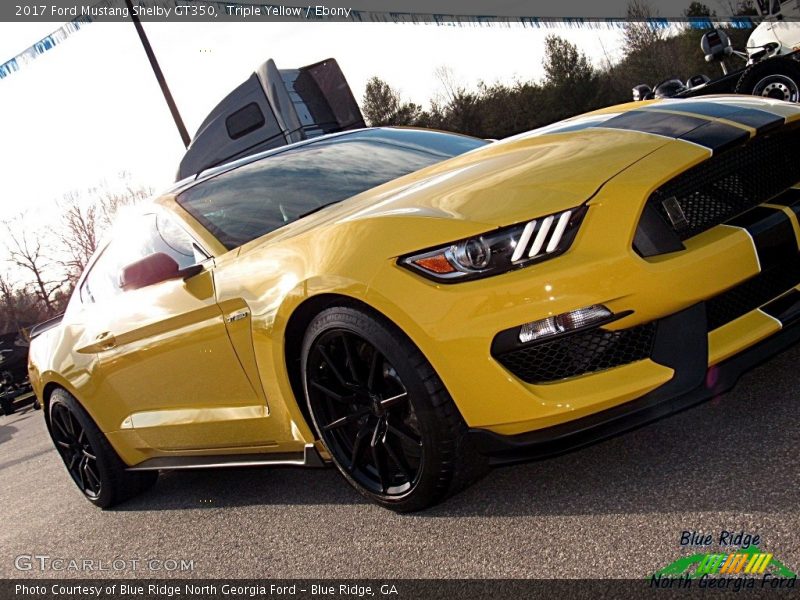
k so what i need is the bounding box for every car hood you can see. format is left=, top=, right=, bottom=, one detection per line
left=230, top=95, right=800, bottom=261
left=329, top=125, right=670, bottom=228
left=233, top=122, right=670, bottom=261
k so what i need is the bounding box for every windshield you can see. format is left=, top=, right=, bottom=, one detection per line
left=176, top=128, right=486, bottom=250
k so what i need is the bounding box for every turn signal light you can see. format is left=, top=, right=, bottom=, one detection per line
left=518, top=305, right=613, bottom=343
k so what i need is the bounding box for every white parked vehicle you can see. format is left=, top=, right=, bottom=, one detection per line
left=633, top=0, right=800, bottom=102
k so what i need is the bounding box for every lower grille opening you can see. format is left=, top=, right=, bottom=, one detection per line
left=493, top=323, right=657, bottom=384
left=707, top=260, right=800, bottom=331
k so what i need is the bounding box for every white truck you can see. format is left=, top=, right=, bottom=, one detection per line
left=633, top=0, right=800, bottom=102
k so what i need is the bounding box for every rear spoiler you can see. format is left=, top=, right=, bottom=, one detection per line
left=176, top=58, right=365, bottom=181
left=29, top=313, right=64, bottom=340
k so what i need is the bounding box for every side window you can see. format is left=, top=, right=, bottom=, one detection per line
left=155, top=214, right=197, bottom=269
left=80, top=213, right=202, bottom=304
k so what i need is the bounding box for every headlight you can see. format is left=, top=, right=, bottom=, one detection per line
left=399, top=206, right=587, bottom=282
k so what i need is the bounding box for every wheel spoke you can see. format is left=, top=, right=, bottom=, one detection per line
left=77, top=456, right=87, bottom=490
left=56, top=440, right=71, bottom=450
left=53, top=416, right=71, bottom=441
left=318, top=347, right=350, bottom=388
left=310, top=380, right=348, bottom=403
left=65, top=412, right=77, bottom=438
left=381, top=437, right=412, bottom=482
left=369, top=421, right=388, bottom=492
left=386, top=422, right=423, bottom=447
left=66, top=452, right=79, bottom=471
left=367, top=348, right=383, bottom=392
left=84, top=462, right=101, bottom=489
left=379, top=392, right=408, bottom=410
left=82, top=449, right=97, bottom=460
left=348, top=425, right=371, bottom=472
left=340, top=334, right=361, bottom=384
left=322, top=408, right=370, bottom=432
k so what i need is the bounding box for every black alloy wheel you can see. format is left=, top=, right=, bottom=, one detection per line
left=306, top=329, right=424, bottom=497
left=51, top=401, right=103, bottom=500
left=302, top=306, right=487, bottom=512
left=48, top=389, right=158, bottom=508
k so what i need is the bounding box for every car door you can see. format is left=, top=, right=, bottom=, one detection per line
left=78, top=211, right=271, bottom=451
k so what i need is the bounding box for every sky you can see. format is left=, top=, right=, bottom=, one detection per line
left=0, top=20, right=627, bottom=214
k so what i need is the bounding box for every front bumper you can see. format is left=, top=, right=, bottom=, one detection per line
left=470, top=300, right=800, bottom=465
left=365, top=117, right=800, bottom=438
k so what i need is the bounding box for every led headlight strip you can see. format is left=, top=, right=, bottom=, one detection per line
left=399, top=206, right=587, bottom=282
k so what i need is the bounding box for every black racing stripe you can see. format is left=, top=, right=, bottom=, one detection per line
left=597, top=110, right=749, bottom=152
left=762, top=289, right=800, bottom=326
left=766, top=187, right=800, bottom=208
left=599, top=110, right=708, bottom=138
left=727, top=207, right=798, bottom=270
left=650, top=102, right=785, bottom=134
left=679, top=121, right=750, bottom=154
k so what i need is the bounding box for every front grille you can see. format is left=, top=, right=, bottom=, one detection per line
left=646, top=124, right=800, bottom=241
left=494, top=323, right=657, bottom=384
left=707, top=259, right=800, bottom=331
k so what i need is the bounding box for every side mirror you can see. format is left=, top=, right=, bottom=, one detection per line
left=119, top=253, right=203, bottom=291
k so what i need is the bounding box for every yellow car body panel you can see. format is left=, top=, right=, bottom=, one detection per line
left=28, top=96, right=800, bottom=467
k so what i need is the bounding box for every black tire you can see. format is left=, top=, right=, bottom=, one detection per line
left=301, top=306, right=487, bottom=512
left=48, top=389, right=157, bottom=508
left=0, top=393, right=13, bottom=416
left=735, top=58, right=800, bottom=103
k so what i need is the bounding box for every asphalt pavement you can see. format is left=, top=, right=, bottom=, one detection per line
left=1, top=344, right=798, bottom=580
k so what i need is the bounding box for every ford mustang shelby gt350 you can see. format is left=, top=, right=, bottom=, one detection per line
left=29, top=96, right=800, bottom=511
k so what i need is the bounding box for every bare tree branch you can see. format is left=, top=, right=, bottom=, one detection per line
left=3, top=215, right=63, bottom=315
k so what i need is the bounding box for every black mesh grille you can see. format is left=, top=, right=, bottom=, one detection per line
left=494, top=323, right=657, bottom=384
left=707, top=260, right=800, bottom=331
left=646, top=125, right=800, bottom=241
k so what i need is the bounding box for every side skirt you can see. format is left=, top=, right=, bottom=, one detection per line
left=126, top=443, right=326, bottom=471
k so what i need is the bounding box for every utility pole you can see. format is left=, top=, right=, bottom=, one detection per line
left=124, top=0, right=191, bottom=148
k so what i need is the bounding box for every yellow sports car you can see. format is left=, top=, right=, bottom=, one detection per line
left=29, top=96, right=800, bottom=512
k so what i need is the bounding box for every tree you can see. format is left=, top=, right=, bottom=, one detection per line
left=541, top=35, right=599, bottom=119
left=623, top=0, right=667, bottom=55
left=0, top=274, right=20, bottom=333
left=3, top=215, right=66, bottom=315
left=684, top=2, right=715, bottom=17
left=56, top=192, right=100, bottom=284
left=0, top=273, right=46, bottom=334
left=361, top=77, right=421, bottom=126
left=725, top=0, right=757, bottom=16
left=93, top=172, right=153, bottom=231
left=543, top=35, right=595, bottom=86
left=1, top=173, right=153, bottom=324
left=52, top=174, right=152, bottom=285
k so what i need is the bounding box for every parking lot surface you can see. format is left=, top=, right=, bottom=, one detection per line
left=1, top=345, right=798, bottom=579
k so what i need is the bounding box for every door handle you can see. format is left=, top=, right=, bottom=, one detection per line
left=95, top=332, right=117, bottom=351
left=76, top=332, right=118, bottom=354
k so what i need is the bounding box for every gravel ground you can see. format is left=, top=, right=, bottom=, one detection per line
left=1, top=345, right=798, bottom=580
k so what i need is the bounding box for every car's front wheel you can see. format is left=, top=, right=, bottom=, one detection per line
left=302, top=306, right=486, bottom=512
left=48, top=389, right=157, bottom=508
